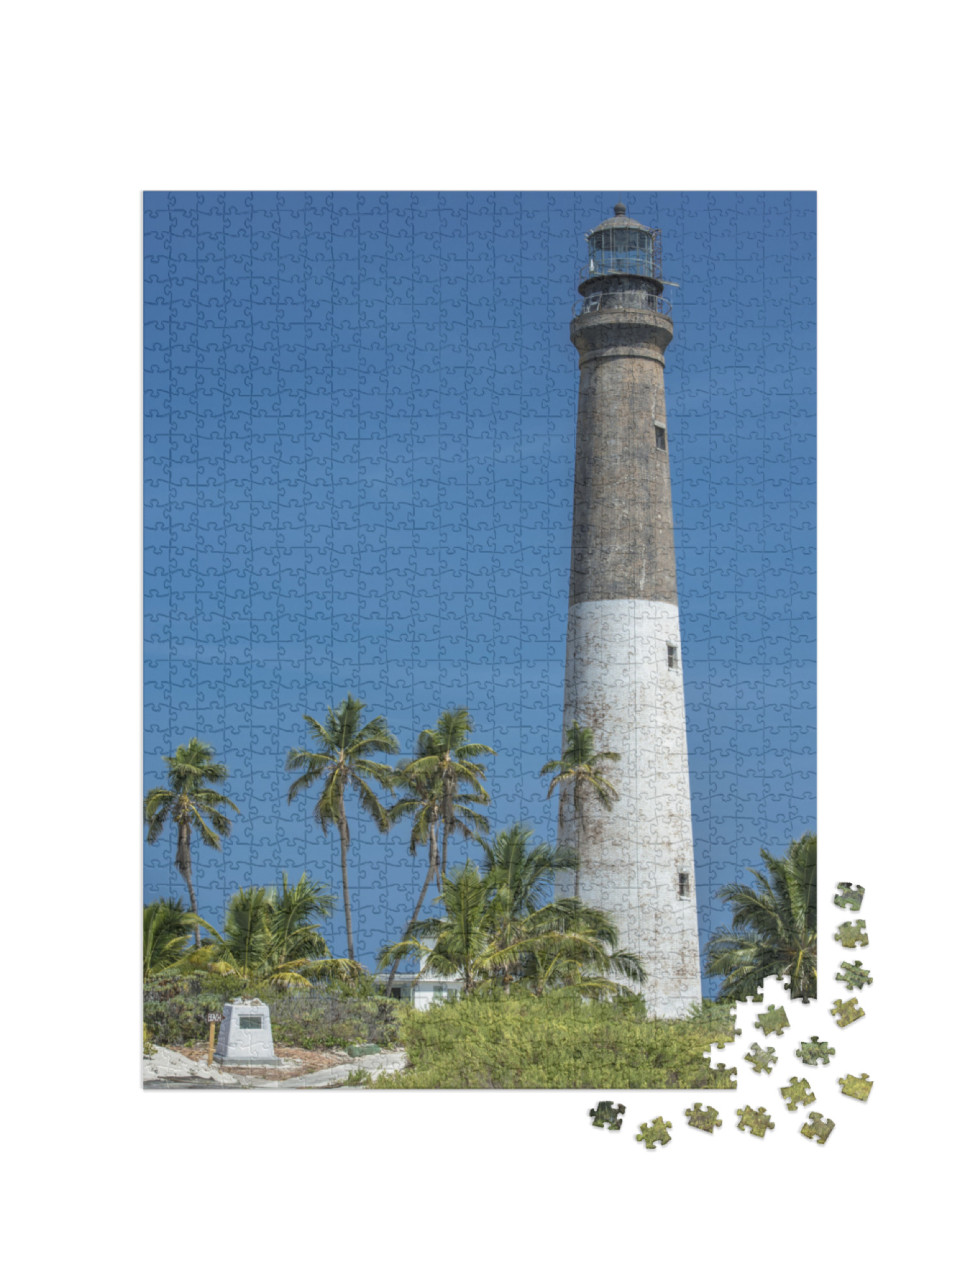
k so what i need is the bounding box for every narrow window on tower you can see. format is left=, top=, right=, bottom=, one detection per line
left=678, top=872, right=690, bottom=898
left=655, top=425, right=667, bottom=450
left=667, top=643, right=678, bottom=669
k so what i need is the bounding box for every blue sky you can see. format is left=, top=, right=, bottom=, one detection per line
left=144, top=190, right=815, bottom=992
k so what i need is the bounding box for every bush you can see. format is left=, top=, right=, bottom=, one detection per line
left=372, top=989, right=738, bottom=1089
left=142, top=975, right=402, bottom=1050
left=143, top=975, right=225, bottom=1046
left=268, top=992, right=401, bottom=1050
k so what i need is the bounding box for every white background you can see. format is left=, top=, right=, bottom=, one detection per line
left=4, top=2, right=956, bottom=1276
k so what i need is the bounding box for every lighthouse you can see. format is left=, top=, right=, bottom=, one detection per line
left=556, top=204, right=702, bottom=1018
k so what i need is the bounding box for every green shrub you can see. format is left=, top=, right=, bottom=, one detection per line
left=142, top=975, right=402, bottom=1050
left=373, top=989, right=737, bottom=1089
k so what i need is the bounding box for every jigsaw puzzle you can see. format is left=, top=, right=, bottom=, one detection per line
left=780, top=1076, right=816, bottom=1111
left=839, top=1073, right=874, bottom=1101
left=736, top=1106, right=776, bottom=1138
left=836, top=960, right=873, bottom=990
left=754, top=1005, right=790, bottom=1037
left=834, top=882, right=865, bottom=910
left=800, top=1113, right=835, bottom=1145
left=835, top=920, right=869, bottom=948
left=590, top=1101, right=626, bottom=1129
left=685, top=1103, right=722, bottom=1133
left=831, top=998, right=866, bottom=1029
left=636, top=1117, right=673, bottom=1148
left=744, top=1043, right=778, bottom=1074
left=797, top=1036, right=836, bottom=1066
left=142, top=192, right=816, bottom=1091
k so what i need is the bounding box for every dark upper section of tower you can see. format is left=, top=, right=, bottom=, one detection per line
left=577, top=204, right=668, bottom=315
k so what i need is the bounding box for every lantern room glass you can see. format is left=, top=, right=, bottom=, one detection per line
left=587, top=226, right=654, bottom=277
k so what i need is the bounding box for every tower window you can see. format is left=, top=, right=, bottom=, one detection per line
left=678, top=872, right=690, bottom=898
left=583, top=293, right=602, bottom=314
left=655, top=425, right=666, bottom=450
left=667, top=644, right=677, bottom=668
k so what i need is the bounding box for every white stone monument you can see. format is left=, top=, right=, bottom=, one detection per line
left=213, top=997, right=280, bottom=1066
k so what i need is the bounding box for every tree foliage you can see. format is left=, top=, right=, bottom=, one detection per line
left=704, top=832, right=817, bottom=1002
left=185, top=872, right=362, bottom=988
left=144, top=739, right=239, bottom=943
left=285, top=695, right=399, bottom=960
left=143, top=897, right=198, bottom=978
left=376, top=829, right=645, bottom=999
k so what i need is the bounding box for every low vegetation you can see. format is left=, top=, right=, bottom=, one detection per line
left=143, top=973, right=401, bottom=1051
left=372, top=990, right=737, bottom=1089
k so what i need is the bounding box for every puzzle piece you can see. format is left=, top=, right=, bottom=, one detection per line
left=836, top=960, right=873, bottom=990
left=831, top=997, right=865, bottom=1028
left=736, top=1105, right=775, bottom=1138
left=589, top=1101, right=625, bottom=1130
left=636, top=1117, right=673, bottom=1148
left=801, top=1112, right=835, bottom=1144
left=754, top=1005, right=790, bottom=1037
left=685, top=1103, right=722, bottom=1133
left=834, top=919, right=869, bottom=948
left=839, top=1073, right=874, bottom=1101
left=834, top=882, right=865, bottom=910
left=797, top=1036, right=836, bottom=1066
left=780, top=1076, right=816, bottom=1111
left=744, top=1042, right=778, bottom=1074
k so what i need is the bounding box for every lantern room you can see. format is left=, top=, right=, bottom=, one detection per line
left=585, top=203, right=659, bottom=280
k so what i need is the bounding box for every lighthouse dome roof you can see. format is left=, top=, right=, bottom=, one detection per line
left=586, top=204, right=654, bottom=237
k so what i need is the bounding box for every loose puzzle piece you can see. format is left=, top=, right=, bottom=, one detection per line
left=831, top=997, right=865, bottom=1028
left=636, top=1117, right=673, bottom=1148
left=839, top=1073, right=874, bottom=1101
left=834, top=882, right=865, bottom=910
left=834, top=919, right=869, bottom=948
left=780, top=1076, right=816, bottom=1111
left=836, top=960, right=873, bottom=990
left=801, top=1112, right=835, bottom=1144
left=754, top=1005, right=790, bottom=1037
left=796, top=1036, right=836, bottom=1066
left=589, top=1101, right=625, bottom=1130
left=685, top=1103, right=722, bottom=1133
left=736, top=1106, right=775, bottom=1138
left=744, top=1042, right=778, bottom=1074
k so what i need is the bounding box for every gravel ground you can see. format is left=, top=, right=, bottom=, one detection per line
left=142, top=1046, right=241, bottom=1086
left=143, top=1044, right=407, bottom=1088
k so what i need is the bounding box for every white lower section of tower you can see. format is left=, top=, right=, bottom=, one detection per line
left=556, top=598, right=703, bottom=1018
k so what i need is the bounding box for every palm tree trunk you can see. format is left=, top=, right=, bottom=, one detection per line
left=385, top=823, right=438, bottom=996
left=176, top=821, right=201, bottom=946
left=337, top=799, right=355, bottom=962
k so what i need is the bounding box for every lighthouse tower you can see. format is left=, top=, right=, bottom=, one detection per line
left=556, top=204, right=702, bottom=1018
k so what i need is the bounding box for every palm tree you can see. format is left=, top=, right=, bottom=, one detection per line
left=382, top=750, right=488, bottom=994
left=704, top=832, right=817, bottom=1002
left=285, top=695, right=398, bottom=961
left=516, top=898, right=646, bottom=997
left=143, top=898, right=199, bottom=978
left=187, top=872, right=361, bottom=988
left=403, top=708, right=494, bottom=880
left=144, top=739, right=239, bottom=944
left=541, top=721, right=620, bottom=895
left=376, top=860, right=497, bottom=995
left=479, top=823, right=578, bottom=918
left=376, top=855, right=645, bottom=999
